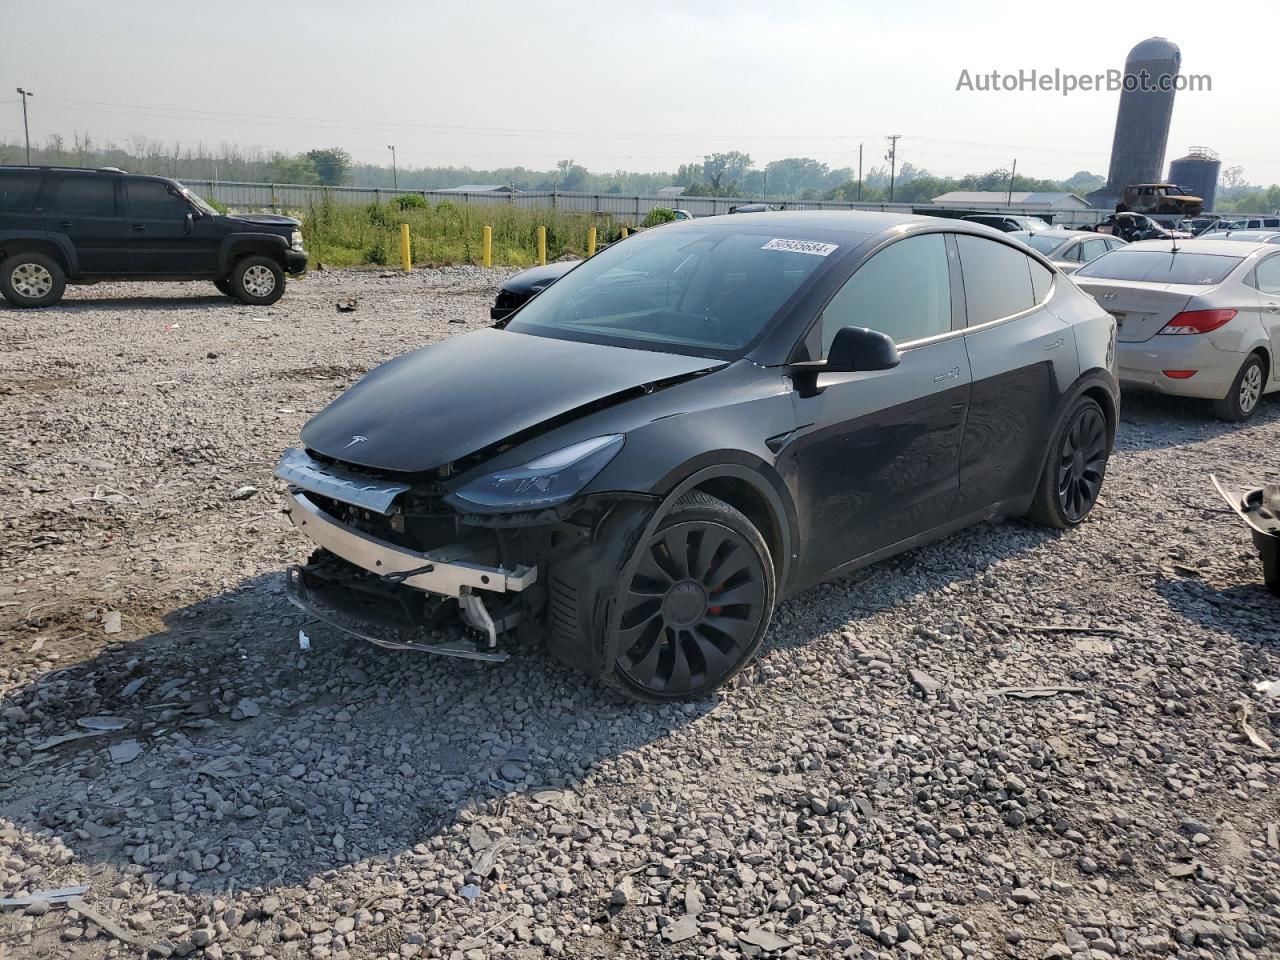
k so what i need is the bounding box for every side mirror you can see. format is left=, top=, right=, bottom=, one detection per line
left=824, top=326, right=901, bottom=373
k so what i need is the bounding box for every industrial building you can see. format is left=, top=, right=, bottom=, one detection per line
left=1168, top=147, right=1222, bottom=211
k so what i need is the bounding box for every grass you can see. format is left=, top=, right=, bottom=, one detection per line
left=298, top=197, right=624, bottom=269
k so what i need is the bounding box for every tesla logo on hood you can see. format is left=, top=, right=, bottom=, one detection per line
left=343, top=435, right=368, bottom=449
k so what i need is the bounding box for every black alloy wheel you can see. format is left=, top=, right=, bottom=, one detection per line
left=611, top=493, right=774, bottom=701
left=1056, top=401, right=1108, bottom=523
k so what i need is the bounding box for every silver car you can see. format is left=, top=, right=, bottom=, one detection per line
left=1217, top=230, right=1280, bottom=245
left=1074, top=238, right=1280, bottom=420
left=1008, top=230, right=1127, bottom=274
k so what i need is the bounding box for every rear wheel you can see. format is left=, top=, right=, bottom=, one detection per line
left=607, top=493, right=775, bottom=702
left=1212, top=353, right=1266, bottom=422
left=0, top=252, right=66, bottom=308
left=230, top=255, right=284, bottom=306
left=1026, top=396, right=1109, bottom=529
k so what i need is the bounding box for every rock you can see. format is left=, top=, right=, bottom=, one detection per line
left=229, top=486, right=258, bottom=500
left=739, top=927, right=793, bottom=951
left=662, top=915, right=699, bottom=944
left=909, top=669, right=944, bottom=694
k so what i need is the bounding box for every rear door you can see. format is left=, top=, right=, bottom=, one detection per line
left=123, top=178, right=218, bottom=275
left=953, top=234, right=1080, bottom=517
left=0, top=169, right=46, bottom=237
left=43, top=173, right=129, bottom=274
left=1254, top=254, right=1280, bottom=387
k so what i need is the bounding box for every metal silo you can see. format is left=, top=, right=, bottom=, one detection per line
left=1169, top=147, right=1221, bottom=212
left=1089, top=38, right=1182, bottom=209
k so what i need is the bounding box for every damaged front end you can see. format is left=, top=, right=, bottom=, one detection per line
left=275, top=446, right=653, bottom=667
left=1211, top=475, right=1280, bottom=595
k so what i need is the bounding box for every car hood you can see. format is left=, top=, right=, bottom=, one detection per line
left=502, top=261, right=577, bottom=294
left=300, top=328, right=726, bottom=474
left=225, top=213, right=300, bottom=229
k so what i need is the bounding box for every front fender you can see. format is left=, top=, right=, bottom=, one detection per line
left=218, top=233, right=289, bottom=274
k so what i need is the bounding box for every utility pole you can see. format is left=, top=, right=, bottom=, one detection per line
left=1007, top=159, right=1017, bottom=205
left=387, top=144, right=398, bottom=189
left=16, top=88, right=34, bottom=164
left=857, top=143, right=863, bottom=202
left=886, top=134, right=901, bottom=204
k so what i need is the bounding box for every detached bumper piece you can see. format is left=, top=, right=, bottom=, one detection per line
left=1211, top=474, right=1280, bottom=594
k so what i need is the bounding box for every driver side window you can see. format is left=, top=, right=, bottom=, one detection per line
left=820, top=234, right=951, bottom=355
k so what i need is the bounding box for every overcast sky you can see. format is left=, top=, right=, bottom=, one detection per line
left=2, top=0, right=1276, bottom=185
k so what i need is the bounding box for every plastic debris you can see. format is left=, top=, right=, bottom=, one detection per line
left=229, top=485, right=259, bottom=501
left=77, top=716, right=131, bottom=732
left=0, top=884, right=90, bottom=908
left=1256, top=679, right=1280, bottom=700
left=103, top=611, right=122, bottom=634
left=459, top=883, right=481, bottom=902
left=299, top=630, right=311, bottom=651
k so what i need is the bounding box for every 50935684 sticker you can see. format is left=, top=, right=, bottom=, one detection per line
left=761, top=238, right=839, bottom=257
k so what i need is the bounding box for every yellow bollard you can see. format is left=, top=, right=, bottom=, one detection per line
left=482, top=225, right=493, bottom=268
left=621, top=226, right=629, bottom=238
left=399, top=223, right=411, bottom=272
left=587, top=226, right=597, bottom=257
left=537, top=225, right=547, bottom=266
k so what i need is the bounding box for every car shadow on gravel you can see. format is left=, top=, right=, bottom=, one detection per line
left=1156, top=573, right=1280, bottom=650
left=0, top=572, right=709, bottom=895
left=1117, top=391, right=1280, bottom=452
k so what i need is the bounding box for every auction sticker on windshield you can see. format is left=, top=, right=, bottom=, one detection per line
left=761, top=238, right=839, bottom=256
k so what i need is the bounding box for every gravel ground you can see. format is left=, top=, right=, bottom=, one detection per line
left=1, top=268, right=1278, bottom=960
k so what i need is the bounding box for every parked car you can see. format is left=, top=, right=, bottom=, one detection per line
left=490, top=260, right=577, bottom=320
left=1117, top=183, right=1203, bottom=217
left=960, top=214, right=1051, bottom=233
left=1074, top=238, right=1280, bottom=421
left=1216, top=231, right=1280, bottom=245
left=0, top=166, right=307, bottom=308
left=1092, top=212, right=1188, bottom=242
left=276, top=211, right=1118, bottom=701
left=1008, top=229, right=1126, bottom=273
left=728, top=203, right=777, bottom=214
left=1201, top=216, right=1280, bottom=235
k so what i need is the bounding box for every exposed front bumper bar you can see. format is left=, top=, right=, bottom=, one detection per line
left=283, top=490, right=537, bottom=598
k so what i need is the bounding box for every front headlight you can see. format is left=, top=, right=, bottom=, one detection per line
left=446, top=435, right=624, bottom=513
left=291, top=230, right=304, bottom=251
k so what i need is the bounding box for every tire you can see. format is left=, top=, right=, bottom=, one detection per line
left=214, top=276, right=235, bottom=297
left=1212, top=353, right=1266, bottom=422
left=0, top=252, right=66, bottom=308
left=605, top=492, right=775, bottom=702
left=1026, top=396, right=1110, bottom=529
left=230, top=255, right=285, bottom=306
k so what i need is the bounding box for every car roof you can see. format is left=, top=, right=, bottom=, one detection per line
left=1120, top=237, right=1275, bottom=256
left=1010, top=228, right=1089, bottom=240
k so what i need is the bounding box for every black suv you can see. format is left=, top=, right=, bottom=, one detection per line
left=0, top=166, right=307, bottom=307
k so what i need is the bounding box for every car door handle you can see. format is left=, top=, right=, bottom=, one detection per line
left=933, top=367, right=960, bottom=383
left=1043, top=337, right=1064, bottom=351
left=1266, top=302, right=1280, bottom=313
left=58, top=220, right=73, bottom=228
left=131, top=223, right=147, bottom=232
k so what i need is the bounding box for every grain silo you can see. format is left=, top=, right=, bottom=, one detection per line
left=1169, top=147, right=1221, bottom=212
left=1088, top=37, right=1182, bottom=209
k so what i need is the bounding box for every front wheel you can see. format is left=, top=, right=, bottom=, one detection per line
left=230, top=255, right=285, bottom=306
left=1212, top=353, right=1266, bottom=422
left=606, top=492, right=775, bottom=702
left=0, top=253, right=66, bottom=308
left=1026, top=396, right=1110, bottom=529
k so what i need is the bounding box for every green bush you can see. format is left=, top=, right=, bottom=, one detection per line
left=394, top=193, right=428, bottom=210
left=364, top=236, right=390, bottom=266
left=366, top=201, right=390, bottom=227
left=642, top=207, right=676, bottom=227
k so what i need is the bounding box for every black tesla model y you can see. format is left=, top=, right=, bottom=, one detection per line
left=276, top=212, right=1118, bottom=701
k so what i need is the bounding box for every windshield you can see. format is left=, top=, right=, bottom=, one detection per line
left=1024, top=234, right=1063, bottom=255
left=1075, top=250, right=1242, bottom=285
left=505, top=225, right=846, bottom=356
left=175, top=182, right=219, bottom=216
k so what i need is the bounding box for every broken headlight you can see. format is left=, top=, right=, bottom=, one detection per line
left=446, top=435, right=624, bottom=513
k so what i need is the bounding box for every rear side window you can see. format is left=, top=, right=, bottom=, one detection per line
left=0, top=171, right=42, bottom=210
left=128, top=180, right=190, bottom=218
left=1029, top=258, right=1053, bottom=302
left=47, top=176, right=117, bottom=216
left=1255, top=256, right=1280, bottom=295
left=820, top=234, right=952, bottom=349
left=1075, top=251, right=1242, bottom=284
left=956, top=235, right=1036, bottom=325
left=1078, top=238, right=1110, bottom=262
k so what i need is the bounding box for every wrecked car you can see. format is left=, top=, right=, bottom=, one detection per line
left=1212, top=475, right=1280, bottom=594
left=1118, top=183, right=1203, bottom=218
left=490, top=260, right=577, bottom=321
left=276, top=211, right=1119, bottom=701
